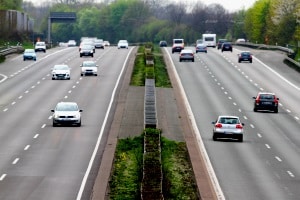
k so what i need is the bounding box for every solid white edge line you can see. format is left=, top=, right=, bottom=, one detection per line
left=76, top=47, right=135, bottom=200
left=254, top=57, right=300, bottom=91
left=165, top=48, right=225, bottom=200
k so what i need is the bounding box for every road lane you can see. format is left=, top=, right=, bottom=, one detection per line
left=167, top=46, right=300, bottom=200
left=0, top=46, right=133, bottom=199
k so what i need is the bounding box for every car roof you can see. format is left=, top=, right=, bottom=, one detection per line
left=258, top=92, right=276, bottom=95
left=218, top=115, right=239, bottom=119
left=181, top=49, right=193, bottom=53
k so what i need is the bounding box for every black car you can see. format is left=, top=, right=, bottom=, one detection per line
left=253, top=92, right=279, bottom=113
left=217, top=39, right=227, bottom=49
left=238, top=51, right=252, bottom=63
left=159, top=41, right=167, bottom=47
left=221, top=42, right=232, bottom=52
left=80, top=45, right=94, bottom=57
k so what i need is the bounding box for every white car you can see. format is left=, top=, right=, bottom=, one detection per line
left=51, top=102, right=82, bottom=127
left=52, top=64, right=71, bottom=80
left=80, top=60, right=98, bottom=76
left=117, top=40, right=128, bottom=49
left=35, top=41, right=46, bottom=53
left=67, top=40, right=77, bottom=47
left=103, top=41, right=110, bottom=46
left=212, top=115, right=244, bottom=142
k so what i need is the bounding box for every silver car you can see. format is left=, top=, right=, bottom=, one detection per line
left=212, top=115, right=244, bottom=142
left=51, top=102, right=82, bottom=127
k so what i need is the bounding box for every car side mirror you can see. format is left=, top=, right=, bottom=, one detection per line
left=242, top=123, right=245, bottom=126
left=79, top=110, right=83, bottom=112
left=212, top=121, right=216, bottom=124
left=51, top=110, right=54, bottom=112
left=252, top=97, right=256, bottom=99
left=277, top=98, right=279, bottom=100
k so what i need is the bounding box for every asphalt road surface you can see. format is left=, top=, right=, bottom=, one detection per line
left=0, top=46, right=133, bottom=200
left=166, top=46, right=300, bottom=200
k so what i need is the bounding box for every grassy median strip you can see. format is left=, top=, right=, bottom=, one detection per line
left=109, top=133, right=198, bottom=199
left=130, top=45, right=172, bottom=87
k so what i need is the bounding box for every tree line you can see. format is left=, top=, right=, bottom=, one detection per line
left=2, top=0, right=300, bottom=49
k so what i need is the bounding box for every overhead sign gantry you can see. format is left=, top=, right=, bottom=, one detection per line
left=47, top=12, right=76, bottom=45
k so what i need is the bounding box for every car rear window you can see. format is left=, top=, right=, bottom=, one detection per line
left=260, top=94, right=274, bottom=100
left=219, top=118, right=239, bottom=124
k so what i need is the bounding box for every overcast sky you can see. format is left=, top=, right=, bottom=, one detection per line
left=26, top=0, right=257, bottom=12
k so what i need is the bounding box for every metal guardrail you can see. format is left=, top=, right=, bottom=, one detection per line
left=234, top=42, right=294, bottom=53
left=0, top=46, right=24, bottom=56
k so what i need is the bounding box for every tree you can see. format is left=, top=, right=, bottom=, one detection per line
left=0, top=0, right=22, bottom=10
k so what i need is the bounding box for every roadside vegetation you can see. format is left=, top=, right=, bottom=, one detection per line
left=109, top=129, right=198, bottom=199
left=2, top=0, right=300, bottom=60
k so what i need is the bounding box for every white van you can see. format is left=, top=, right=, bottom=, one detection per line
left=35, top=41, right=46, bottom=53
left=202, top=34, right=216, bottom=48
left=172, top=39, right=184, bottom=53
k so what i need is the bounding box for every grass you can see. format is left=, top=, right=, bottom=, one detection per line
left=161, top=137, right=199, bottom=199
left=109, top=132, right=198, bottom=199
left=109, top=136, right=144, bottom=199
left=130, top=44, right=172, bottom=88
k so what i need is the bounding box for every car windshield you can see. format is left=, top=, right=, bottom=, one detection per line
left=82, top=45, right=92, bottom=50
left=242, top=52, right=250, bottom=56
left=82, top=62, right=96, bottom=67
left=25, top=49, right=34, bottom=53
left=56, top=103, right=78, bottom=111
left=54, top=65, right=69, bottom=70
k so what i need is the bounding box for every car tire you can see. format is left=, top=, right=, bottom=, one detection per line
left=77, top=121, right=81, bottom=127
left=91, top=54, right=94, bottom=57
left=213, top=134, right=217, bottom=141
left=192, top=59, right=194, bottom=62
left=238, top=135, right=243, bottom=142
left=250, top=60, right=252, bottom=63
left=253, top=107, right=257, bottom=112
left=274, top=108, right=278, bottom=113
left=238, top=60, right=241, bottom=63
left=23, top=58, right=26, bottom=61
left=53, top=122, right=58, bottom=127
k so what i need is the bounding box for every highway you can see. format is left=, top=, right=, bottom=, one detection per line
left=166, top=46, right=300, bottom=200
left=1, top=44, right=300, bottom=200
left=0, top=46, right=133, bottom=199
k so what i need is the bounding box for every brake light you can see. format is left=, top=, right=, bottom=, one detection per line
left=274, top=98, right=278, bottom=105
left=255, top=96, right=260, bottom=104
left=215, top=123, right=222, bottom=128
left=236, top=124, right=243, bottom=129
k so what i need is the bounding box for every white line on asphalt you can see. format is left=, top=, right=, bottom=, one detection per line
left=33, top=134, right=39, bottom=139
left=0, top=174, right=7, bottom=181
left=76, top=47, right=135, bottom=200
left=165, top=49, right=225, bottom=200
left=275, top=156, right=282, bottom=162
left=24, top=145, right=30, bottom=150
left=265, top=144, right=271, bottom=149
left=12, top=158, right=19, bottom=165
left=287, top=171, right=295, bottom=178
left=255, top=58, right=300, bottom=91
